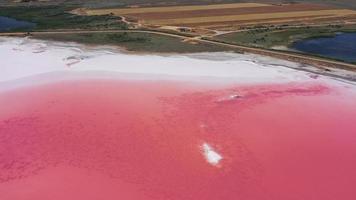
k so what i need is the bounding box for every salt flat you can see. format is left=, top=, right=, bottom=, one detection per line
left=0, top=37, right=314, bottom=86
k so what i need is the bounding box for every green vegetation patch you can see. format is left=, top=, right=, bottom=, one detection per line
left=0, top=6, right=127, bottom=31
left=215, top=25, right=356, bottom=49
left=33, top=32, right=234, bottom=53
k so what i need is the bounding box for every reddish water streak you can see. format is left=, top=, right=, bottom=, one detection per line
left=0, top=80, right=356, bottom=200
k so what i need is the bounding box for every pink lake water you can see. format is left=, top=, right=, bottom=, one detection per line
left=1, top=79, right=356, bottom=200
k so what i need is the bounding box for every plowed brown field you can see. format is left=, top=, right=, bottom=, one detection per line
left=83, top=3, right=356, bottom=28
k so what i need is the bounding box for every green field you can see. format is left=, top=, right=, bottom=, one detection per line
left=0, top=6, right=127, bottom=31
left=33, top=32, right=235, bottom=53
left=214, top=25, right=356, bottom=49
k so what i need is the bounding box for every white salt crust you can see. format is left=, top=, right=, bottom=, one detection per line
left=0, top=37, right=312, bottom=85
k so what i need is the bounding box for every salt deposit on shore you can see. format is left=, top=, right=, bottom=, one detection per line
left=0, top=37, right=314, bottom=86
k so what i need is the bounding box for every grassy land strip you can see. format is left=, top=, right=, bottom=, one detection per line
left=215, top=25, right=356, bottom=48
left=32, top=32, right=235, bottom=53
left=0, top=6, right=127, bottom=31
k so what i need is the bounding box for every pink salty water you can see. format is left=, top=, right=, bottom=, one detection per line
left=1, top=79, right=356, bottom=200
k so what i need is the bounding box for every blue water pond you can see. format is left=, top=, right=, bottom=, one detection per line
left=292, top=32, right=356, bottom=63
left=0, top=16, right=35, bottom=31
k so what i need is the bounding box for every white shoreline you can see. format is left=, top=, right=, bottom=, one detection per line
left=0, top=36, right=354, bottom=92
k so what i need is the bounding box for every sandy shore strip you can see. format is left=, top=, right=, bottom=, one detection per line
left=0, top=36, right=355, bottom=91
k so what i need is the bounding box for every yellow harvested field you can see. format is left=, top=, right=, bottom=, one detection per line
left=86, top=3, right=270, bottom=15
left=199, top=15, right=351, bottom=29
left=81, top=3, right=356, bottom=29
left=145, top=9, right=356, bottom=25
